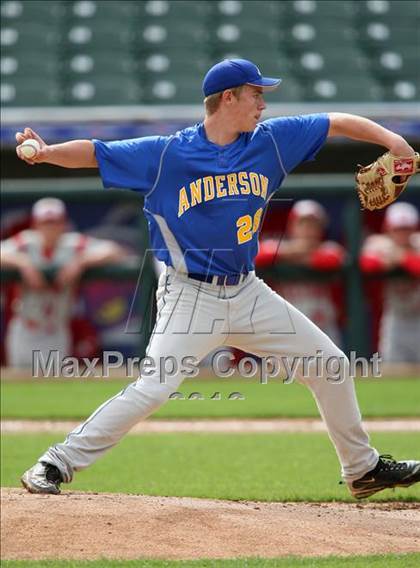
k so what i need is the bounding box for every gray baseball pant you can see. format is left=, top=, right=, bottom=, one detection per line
left=41, top=269, right=379, bottom=483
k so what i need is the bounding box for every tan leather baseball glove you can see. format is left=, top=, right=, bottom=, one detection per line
left=356, top=151, right=420, bottom=211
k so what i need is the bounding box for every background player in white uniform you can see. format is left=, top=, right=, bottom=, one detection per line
left=361, top=202, right=420, bottom=363
left=1, top=197, right=124, bottom=367
left=256, top=200, right=345, bottom=346
left=15, top=59, right=419, bottom=499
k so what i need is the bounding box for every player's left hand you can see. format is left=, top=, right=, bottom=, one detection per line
left=356, top=151, right=420, bottom=211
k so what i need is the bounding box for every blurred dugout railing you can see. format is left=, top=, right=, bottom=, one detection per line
left=2, top=175, right=419, bottom=357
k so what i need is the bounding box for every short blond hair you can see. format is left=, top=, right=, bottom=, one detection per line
left=204, top=86, right=244, bottom=116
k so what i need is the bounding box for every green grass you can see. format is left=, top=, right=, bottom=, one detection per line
left=1, top=377, right=420, bottom=420
left=2, top=554, right=420, bottom=567
left=2, top=432, right=419, bottom=502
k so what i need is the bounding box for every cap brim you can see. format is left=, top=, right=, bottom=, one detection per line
left=246, top=77, right=282, bottom=90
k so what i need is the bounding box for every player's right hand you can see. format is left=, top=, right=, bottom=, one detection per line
left=20, top=264, right=47, bottom=289
left=15, top=127, right=48, bottom=165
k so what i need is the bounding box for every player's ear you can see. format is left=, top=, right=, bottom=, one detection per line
left=222, top=89, right=235, bottom=105
left=222, top=89, right=232, bottom=103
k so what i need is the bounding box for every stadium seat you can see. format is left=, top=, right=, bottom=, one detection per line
left=303, top=75, right=383, bottom=102
left=1, top=0, right=65, bottom=24
left=1, top=22, right=61, bottom=51
left=62, top=52, right=138, bottom=78
left=64, top=77, right=143, bottom=105
left=1, top=52, right=60, bottom=79
left=369, top=48, right=419, bottom=80
left=137, top=20, right=210, bottom=51
left=64, top=22, right=134, bottom=51
left=138, top=50, right=210, bottom=79
left=215, top=0, right=284, bottom=25
left=138, top=0, right=213, bottom=22
left=283, top=0, right=356, bottom=22
left=1, top=76, right=61, bottom=106
left=382, top=78, right=419, bottom=101
left=291, top=49, right=369, bottom=80
left=212, top=21, right=281, bottom=51
left=357, top=22, right=418, bottom=50
left=143, top=74, right=204, bottom=104
left=68, top=0, right=137, bottom=23
left=355, top=0, right=420, bottom=24
left=283, top=22, right=357, bottom=51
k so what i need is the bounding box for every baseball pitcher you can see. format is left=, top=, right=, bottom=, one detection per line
left=16, top=59, right=420, bottom=499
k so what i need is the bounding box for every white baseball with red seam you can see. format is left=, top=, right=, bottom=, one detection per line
left=19, top=138, right=40, bottom=159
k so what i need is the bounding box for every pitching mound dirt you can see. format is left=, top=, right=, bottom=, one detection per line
left=2, top=488, right=419, bottom=560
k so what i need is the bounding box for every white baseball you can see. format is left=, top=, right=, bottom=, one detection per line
left=19, top=138, right=41, bottom=159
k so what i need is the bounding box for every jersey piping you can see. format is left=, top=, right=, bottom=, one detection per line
left=151, top=212, right=188, bottom=273
left=145, top=136, right=176, bottom=198
left=266, top=130, right=287, bottom=178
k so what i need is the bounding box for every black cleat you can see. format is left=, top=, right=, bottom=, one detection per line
left=348, top=454, right=420, bottom=499
left=21, top=461, right=62, bottom=495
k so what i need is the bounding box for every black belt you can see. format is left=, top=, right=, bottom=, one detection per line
left=188, top=272, right=248, bottom=286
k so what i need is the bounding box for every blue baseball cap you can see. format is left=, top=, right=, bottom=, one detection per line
left=203, top=59, right=281, bottom=97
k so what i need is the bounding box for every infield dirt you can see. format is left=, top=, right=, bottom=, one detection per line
left=2, top=488, right=419, bottom=560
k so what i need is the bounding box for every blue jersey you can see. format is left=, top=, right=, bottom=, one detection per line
left=93, top=114, right=329, bottom=275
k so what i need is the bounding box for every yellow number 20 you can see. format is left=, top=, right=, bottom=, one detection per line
left=236, top=208, right=263, bottom=244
